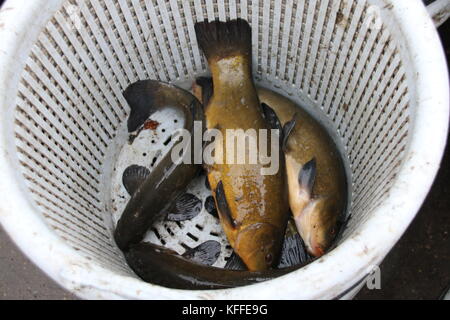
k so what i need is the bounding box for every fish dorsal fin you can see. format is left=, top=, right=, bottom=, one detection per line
left=298, top=158, right=317, bottom=197
left=282, top=116, right=297, bottom=153
left=215, top=181, right=237, bottom=230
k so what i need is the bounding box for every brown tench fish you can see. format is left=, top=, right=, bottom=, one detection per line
left=114, top=80, right=204, bottom=251
left=194, top=19, right=289, bottom=271
left=193, top=79, right=347, bottom=257
left=258, top=88, right=347, bottom=257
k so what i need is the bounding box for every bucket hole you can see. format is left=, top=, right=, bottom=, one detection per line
left=163, top=136, right=172, bottom=146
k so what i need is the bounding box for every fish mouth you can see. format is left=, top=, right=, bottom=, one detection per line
left=235, top=222, right=283, bottom=271
left=301, top=224, right=326, bottom=257
left=308, top=238, right=325, bottom=257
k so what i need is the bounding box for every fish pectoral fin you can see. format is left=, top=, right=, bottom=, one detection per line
left=215, top=181, right=238, bottom=230
left=261, top=103, right=283, bottom=131
left=298, top=158, right=317, bottom=197
left=282, top=116, right=297, bottom=153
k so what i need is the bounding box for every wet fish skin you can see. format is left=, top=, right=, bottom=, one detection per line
left=257, top=88, right=347, bottom=257
left=195, top=19, right=289, bottom=271
left=114, top=80, right=204, bottom=251
left=125, top=242, right=306, bottom=290
left=193, top=77, right=346, bottom=257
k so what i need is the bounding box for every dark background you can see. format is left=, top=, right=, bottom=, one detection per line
left=0, top=0, right=448, bottom=300
left=356, top=16, right=450, bottom=300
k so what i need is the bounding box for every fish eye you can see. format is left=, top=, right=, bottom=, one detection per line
left=265, top=253, right=273, bottom=264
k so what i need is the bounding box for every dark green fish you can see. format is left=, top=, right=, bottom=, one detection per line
left=125, top=242, right=306, bottom=290
left=114, top=80, right=204, bottom=251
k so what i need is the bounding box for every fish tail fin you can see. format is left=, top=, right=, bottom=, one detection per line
left=194, top=19, right=252, bottom=62
left=123, top=80, right=159, bottom=132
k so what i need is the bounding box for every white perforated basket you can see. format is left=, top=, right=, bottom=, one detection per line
left=0, top=0, right=448, bottom=299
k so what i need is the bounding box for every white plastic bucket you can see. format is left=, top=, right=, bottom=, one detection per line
left=0, top=0, right=448, bottom=299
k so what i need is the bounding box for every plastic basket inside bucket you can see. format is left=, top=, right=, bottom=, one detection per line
left=0, top=0, right=448, bottom=299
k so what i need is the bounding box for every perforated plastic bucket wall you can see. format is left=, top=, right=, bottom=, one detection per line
left=0, top=0, right=448, bottom=299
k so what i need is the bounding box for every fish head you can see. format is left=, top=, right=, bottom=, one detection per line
left=235, top=223, right=284, bottom=271
left=296, top=197, right=339, bottom=257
